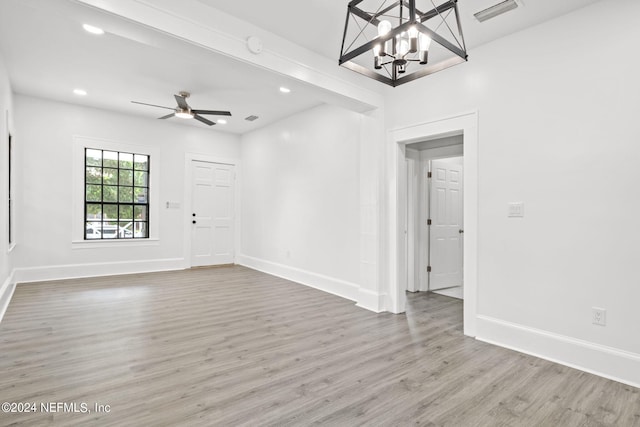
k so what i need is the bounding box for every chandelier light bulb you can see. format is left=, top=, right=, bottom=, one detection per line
left=377, top=20, right=392, bottom=36
left=408, top=26, right=419, bottom=53
left=397, top=39, right=410, bottom=57
left=377, top=21, right=391, bottom=56
left=419, top=33, right=432, bottom=51
left=418, top=33, right=431, bottom=64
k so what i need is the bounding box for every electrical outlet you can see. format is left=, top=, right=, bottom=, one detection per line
left=592, top=307, right=606, bottom=326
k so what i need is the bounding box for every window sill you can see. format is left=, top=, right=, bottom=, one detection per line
left=71, top=238, right=160, bottom=249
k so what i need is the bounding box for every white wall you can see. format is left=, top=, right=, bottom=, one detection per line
left=13, top=94, right=240, bottom=281
left=385, top=0, right=640, bottom=386
left=239, top=104, right=362, bottom=300
left=0, top=50, right=15, bottom=317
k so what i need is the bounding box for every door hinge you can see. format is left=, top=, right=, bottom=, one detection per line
left=427, top=219, right=432, bottom=226
left=427, top=266, right=432, bottom=273
left=427, top=171, right=432, bottom=178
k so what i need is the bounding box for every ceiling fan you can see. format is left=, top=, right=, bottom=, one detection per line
left=131, top=91, right=231, bottom=126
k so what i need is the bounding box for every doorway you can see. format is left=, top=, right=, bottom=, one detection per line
left=189, top=160, right=235, bottom=267
left=406, top=139, right=464, bottom=299
left=389, top=111, right=478, bottom=337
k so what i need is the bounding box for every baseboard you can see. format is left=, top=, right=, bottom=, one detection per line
left=476, top=315, right=640, bottom=389
left=13, top=258, right=186, bottom=284
left=356, top=288, right=386, bottom=313
left=0, top=270, right=17, bottom=324
left=237, top=254, right=359, bottom=302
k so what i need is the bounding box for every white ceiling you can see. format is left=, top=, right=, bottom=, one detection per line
left=0, top=0, right=325, bottom=134
left=0, top=0, right=601, bottom=135
left=209, top=0, right=601, bottom=60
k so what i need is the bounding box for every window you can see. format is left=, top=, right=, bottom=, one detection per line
left=84, top=148, right=149, bottom=239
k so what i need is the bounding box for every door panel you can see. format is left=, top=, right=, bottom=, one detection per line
left=429, top=158, right=463, bottom=290
left=191, top=161, right=235, bottom=267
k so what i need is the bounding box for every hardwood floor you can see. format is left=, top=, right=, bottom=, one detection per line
left=0, top=265, right=638, bottom=426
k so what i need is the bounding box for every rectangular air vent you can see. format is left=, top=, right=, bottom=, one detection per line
left=245, top=115, right=259, bottom=122
left=474, top=0, right=519, bottom=22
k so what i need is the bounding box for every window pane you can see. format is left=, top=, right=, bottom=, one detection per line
left=86, top=149, right=102, bottom=167
left=134, top=188, right=147, bottom=203
left=119, top=186, right=133, bottom=203
left=103, top=151, right=118, bottom=168
left=119, top=205, right=133, bottom=221
left=103, top=168, right=118, bottom=185
left=86, top=185, right=102, bottom=202
left=134, top=205, right=147, bottom=221
left=103, top=204, right=118, bottom=220
left=86, top=221, right=102, bottom=239
left=102, top=221, right=118, bottom=239
left=86, top=203, right=102, bottom=221
left=86, top=167, right=102, bottom=184
left=134, top=171, right=148, bottom=187
left=104, top=186, right=118, bottom=202
left=134, top=222, right=148, bottom=238
left=119, top=169, right=133, bottom=186
left=119, top=152, right=133, bottom=169
left=119, top=221, right=133, bottom=238
left=134, top=154, right=148, bottom=171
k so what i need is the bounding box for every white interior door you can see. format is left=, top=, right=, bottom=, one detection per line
left=429, top=157, right=463, bottom=290
left=191, top=161, right=235, bottom=267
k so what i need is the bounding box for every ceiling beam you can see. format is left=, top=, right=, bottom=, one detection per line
left=73, top=0, right=384, bottom=113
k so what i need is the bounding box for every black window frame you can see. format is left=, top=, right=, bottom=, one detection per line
left=84, top=148, right=150, bottom=240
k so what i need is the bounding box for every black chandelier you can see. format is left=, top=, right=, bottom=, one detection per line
left=339, top=0, right=468, bottom=87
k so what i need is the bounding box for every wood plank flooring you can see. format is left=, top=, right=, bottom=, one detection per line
left=0, top=265, right=638, bottom=426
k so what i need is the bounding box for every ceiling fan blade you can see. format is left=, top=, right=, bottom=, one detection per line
left=193, top=114, right=216, bottom=126
left=192, top=109, right=232, bottom=116
left=158, top=113, right=175, bottom=120
left=131, top=101, right=175, bottom=110
left=174, top=94, right=190, bottom=109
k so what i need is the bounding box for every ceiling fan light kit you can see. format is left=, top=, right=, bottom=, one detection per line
left=131, top=91, right=231, bottom=126
left=339, top=0, right=468, bottom=87
left=175, top=108, right=193, bottom=119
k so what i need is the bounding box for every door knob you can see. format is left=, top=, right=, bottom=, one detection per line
left=459, top=229, right=464, bottom=234
left=192, top=220, right=196, bottom=224
left=192, top=213, right=196, bottom=217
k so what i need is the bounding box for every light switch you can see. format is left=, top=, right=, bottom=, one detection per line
left=165, top=201, right=181, bottom=209
left=508, top=202, right=524, bottom=218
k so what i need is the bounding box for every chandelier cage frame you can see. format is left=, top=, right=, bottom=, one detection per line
left=339, top=0, right=468, bottom=87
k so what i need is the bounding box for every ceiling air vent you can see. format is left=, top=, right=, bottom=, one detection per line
left=474, top=0, right=519, bottom=23
left=245, top=115, right=259, bottom=122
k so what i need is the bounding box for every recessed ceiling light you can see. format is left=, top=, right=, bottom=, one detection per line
left=217, top=119, right=227, bottom=125
left=73, top=89, right=87, bottom=96
left=82, top=24, right=105, bottom=35
left=279, top=87, right=291, bottom=94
